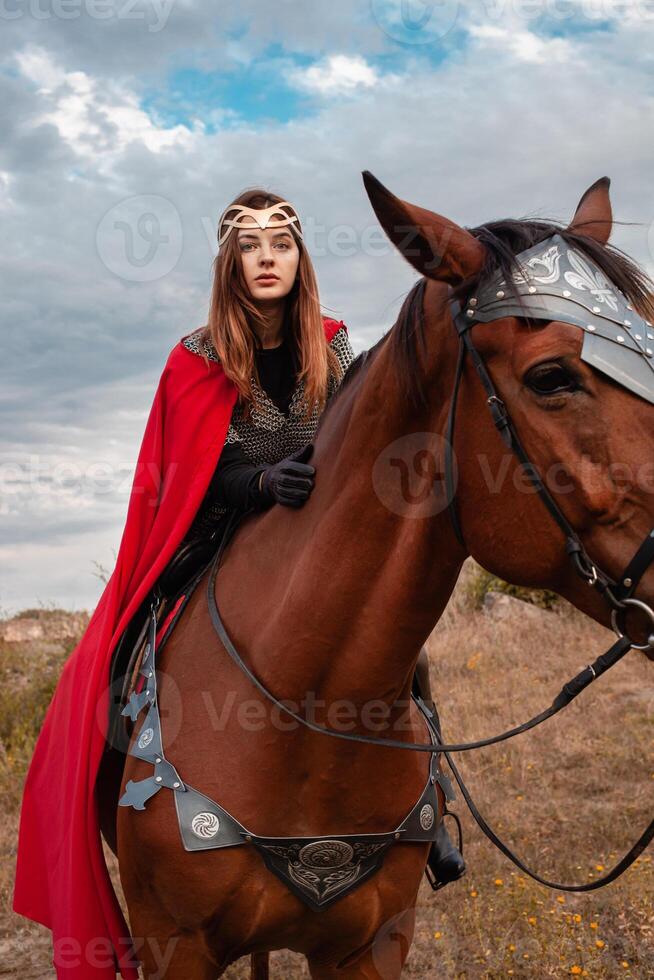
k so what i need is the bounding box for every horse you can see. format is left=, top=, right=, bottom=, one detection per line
left=111, top=172, right=654, bottom=979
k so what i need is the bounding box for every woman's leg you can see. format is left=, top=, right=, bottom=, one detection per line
left=412, top=647, right=437, bottom=718
left=412, top=647, right=466, bottom=888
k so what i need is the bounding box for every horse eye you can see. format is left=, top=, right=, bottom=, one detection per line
left=526, top=364, right=578, bottom=395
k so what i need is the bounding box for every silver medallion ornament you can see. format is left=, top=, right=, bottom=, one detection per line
left=419, top=804, right=435, bottom=831
left=138, top=727, right=154, bottom=750
left=191, top=812, right=221, bottom=840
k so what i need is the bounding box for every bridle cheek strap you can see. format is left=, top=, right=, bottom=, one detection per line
left=446, top=298, right=654, bottom=652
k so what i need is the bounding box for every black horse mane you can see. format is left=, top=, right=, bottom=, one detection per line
left=325, top=217, right=654, bottom=416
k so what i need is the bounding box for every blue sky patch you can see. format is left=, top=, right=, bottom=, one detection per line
left=139, top=38, right=468, bottom=133
left=141, top=62, right=306, bottom=131
left=536, top=13, right=614, bottom=38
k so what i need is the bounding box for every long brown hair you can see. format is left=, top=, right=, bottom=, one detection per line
left=198, top=188, right=342, bottom=422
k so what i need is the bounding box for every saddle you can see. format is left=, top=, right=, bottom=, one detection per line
left=106, top=527, right=228, bottom=755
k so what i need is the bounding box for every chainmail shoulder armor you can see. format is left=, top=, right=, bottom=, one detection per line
left=181, top=328, right=221, bottom=363
left=182, top=324, right=356, bottom=536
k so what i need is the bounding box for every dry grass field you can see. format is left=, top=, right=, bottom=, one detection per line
left=1, top=560, right=652, bottom=978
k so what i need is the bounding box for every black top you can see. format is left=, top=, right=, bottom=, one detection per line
left=253, top=335, right=299, bottom=415
left=208, top=334, right=299, bottom=512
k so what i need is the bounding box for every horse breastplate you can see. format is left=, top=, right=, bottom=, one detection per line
left=118, top=576, right=454, bottom=911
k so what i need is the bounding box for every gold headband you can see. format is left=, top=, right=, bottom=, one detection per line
left=217, top=201, right=303, bottom=248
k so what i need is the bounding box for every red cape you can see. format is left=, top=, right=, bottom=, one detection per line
left=13, top=318, right=344, bottom=978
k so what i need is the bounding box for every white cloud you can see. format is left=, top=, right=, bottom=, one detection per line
left=14, top=46, right=65, bottom=92
left=289, top=54, right=380, bottom=95
left=0, top=170, right=12, bottom=209
left=14, top=45, right=200, bottom=160
left=468, top=24, right=577, bottom=63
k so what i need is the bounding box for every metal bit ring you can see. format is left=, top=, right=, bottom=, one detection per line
left=610, top=597, right=654, bottom=650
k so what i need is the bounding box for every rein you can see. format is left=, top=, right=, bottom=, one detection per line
left=206, top=286, right=653, bottom=891
left=208, top=539, right=631, bottom=755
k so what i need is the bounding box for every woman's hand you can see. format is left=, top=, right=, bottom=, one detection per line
left=259, top=444, right=315, bottom=507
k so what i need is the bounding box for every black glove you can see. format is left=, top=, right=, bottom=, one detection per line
left=259, top=444, right=315, bottom=508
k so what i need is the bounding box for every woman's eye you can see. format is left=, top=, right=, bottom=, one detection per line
left=526, top=364, right=578, bottom=395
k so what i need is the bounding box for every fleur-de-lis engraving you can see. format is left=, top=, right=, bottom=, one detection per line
left=512, top=245, right=561, bottom=285
left=564, top=249, right=618, bottom=311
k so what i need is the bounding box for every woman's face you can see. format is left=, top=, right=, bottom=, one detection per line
left=237, top=223, right=300, bottom=304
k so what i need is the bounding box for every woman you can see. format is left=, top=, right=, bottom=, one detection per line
left=14, top=188, right=462, bottom=980
left=175, top=188, right=357, bottom=543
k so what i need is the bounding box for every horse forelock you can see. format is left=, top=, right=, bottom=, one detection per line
left=456, top=217, right=654, bottom=319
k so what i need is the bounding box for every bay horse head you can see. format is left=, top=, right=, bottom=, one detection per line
left=362, top=171, right=654, bottom=657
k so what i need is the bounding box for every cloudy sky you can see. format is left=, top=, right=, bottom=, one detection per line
left=1, top=0, right=653, bottom=615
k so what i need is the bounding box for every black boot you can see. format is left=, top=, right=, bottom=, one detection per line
left=425, top=814, right=466, bottom=889
left=411, top=661, right=466, bottom=889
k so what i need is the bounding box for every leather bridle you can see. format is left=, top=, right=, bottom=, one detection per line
left=445, top=289, right=654, bottom=651
left=206, top=280, right=654, bottom=892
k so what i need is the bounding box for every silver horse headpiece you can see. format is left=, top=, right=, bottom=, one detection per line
left=463, top=233, right=654, bottom=405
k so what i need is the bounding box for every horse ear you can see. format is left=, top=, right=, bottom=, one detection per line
left=567, top=176, right=612, bottom=244
left=362, top=170, right=485, bottom=284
